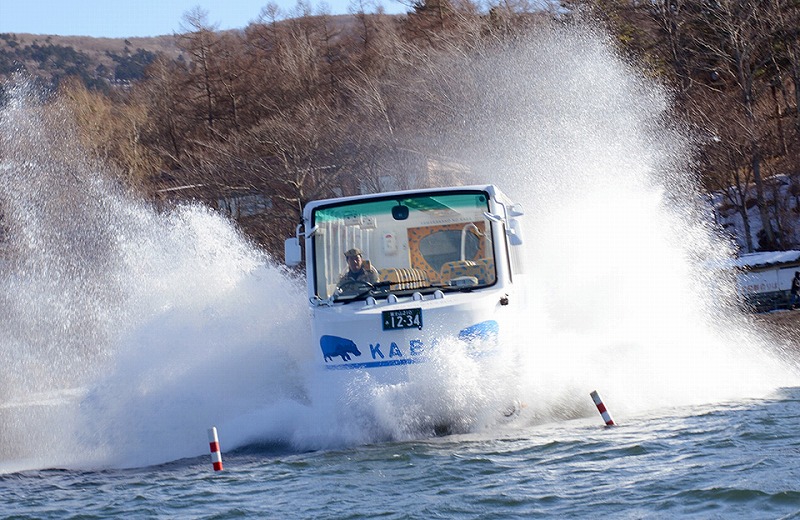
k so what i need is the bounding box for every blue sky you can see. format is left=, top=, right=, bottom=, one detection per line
left=0, top=0, right=408, bottom=38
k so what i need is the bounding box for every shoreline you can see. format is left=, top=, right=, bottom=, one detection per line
left=751, top=310, right=800, bottom=352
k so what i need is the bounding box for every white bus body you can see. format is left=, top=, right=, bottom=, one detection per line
left=286, top=185, right=525, bottom=384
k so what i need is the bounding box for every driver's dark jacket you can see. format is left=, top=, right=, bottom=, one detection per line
left=337, top=266, right=379, bottom=287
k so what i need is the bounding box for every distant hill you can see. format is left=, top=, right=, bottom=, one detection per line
left=0, top=32, right=181, bottom=91
left=0, top=15, right=369, bottom=93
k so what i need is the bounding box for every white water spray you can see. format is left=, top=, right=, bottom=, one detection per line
left=439, top=24, right=800, bottom=420
left=0, top=81, right=312, bottom=470
left=0, top=25, right=798, bottom=472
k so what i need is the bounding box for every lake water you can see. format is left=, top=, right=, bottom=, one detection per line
left=4, top=388, right=800, bottom=519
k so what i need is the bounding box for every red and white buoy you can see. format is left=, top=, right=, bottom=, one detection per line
left=208, top=426, right=223, bottom=471
left=590, top=390, right=615, bottom=426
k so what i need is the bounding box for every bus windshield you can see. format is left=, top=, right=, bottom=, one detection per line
left=311, top=191, right=497, bottom=301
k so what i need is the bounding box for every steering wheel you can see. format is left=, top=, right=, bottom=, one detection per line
left=337, top=280, right=376, bottom=293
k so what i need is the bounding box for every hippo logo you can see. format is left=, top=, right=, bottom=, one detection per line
left=320, top=335, right=362, bottom=362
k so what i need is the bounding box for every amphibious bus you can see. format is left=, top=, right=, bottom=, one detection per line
left=285, top=184, right=526, bottom=384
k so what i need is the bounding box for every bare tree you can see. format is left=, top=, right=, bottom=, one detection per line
left=59, top=77, right=162, bottom=188
left=135, top=55, right=189, bottom=169
left=766, top=0, right=800, bottom=136
left=178, top=7, right=222, bottom=133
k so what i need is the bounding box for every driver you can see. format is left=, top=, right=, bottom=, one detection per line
left=337, top=248, right=379, bottom=289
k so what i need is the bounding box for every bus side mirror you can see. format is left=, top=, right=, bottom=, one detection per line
left=285, top=237, right=302, bottom=266
left=507, top=218, right=523, bottom=245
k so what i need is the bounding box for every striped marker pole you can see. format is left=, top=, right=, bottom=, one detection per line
left=208, top=426, right=223, bottom=471
left=590, top=390, right=615, bottom=426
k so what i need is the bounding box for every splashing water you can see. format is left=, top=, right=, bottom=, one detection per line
left=0, top=81, right=311, bottom=470
left=443, top=25, right=799, bottom=419
left=1, top=25, right=798, bottom=472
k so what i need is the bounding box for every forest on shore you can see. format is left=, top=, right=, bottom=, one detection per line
left=2, top=0, right=800, bottom=257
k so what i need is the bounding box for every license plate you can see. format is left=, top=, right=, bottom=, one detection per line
left=382, top=308, right=423, bottom=330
